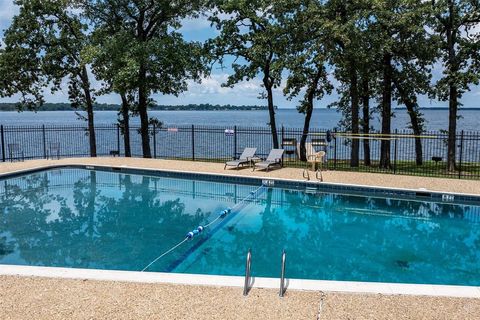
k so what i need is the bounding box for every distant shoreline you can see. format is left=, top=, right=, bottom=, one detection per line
left=0, top=103, right=479, bottom=112
left=394, top=107, right=480, bottom=111
left=0, top=103, right=275, bottom=112
left=0, top=109, right=272, bottom=112
left=0, top=109, right=479, bottom=112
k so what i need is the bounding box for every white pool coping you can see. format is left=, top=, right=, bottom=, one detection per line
left=1, top=162, right=480, bottom=298
left=1, top=265, right=479, bottom=298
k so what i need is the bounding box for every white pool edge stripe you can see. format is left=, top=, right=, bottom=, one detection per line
left=1, top=264, right=479, bottom=298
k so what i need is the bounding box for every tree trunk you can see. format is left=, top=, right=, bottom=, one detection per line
left=446, top=0, right=458, bottom=172
left=412, top=120, right=424, bottom=165
left=447, top=85, right=458, bottom=171
left=81, top=65, right=97, bottom=157
left=120, top=93, right=131, bottom=157
left=264, top=80, right=279, bottom=149
left=138, top=64, right=151, bottom=158
left=299, top=69, right=324, bottom=161
left=406, top=103, right=424, bottom=166
left=299, top=103, right=313, bottom=162
left=392, top=76, right=424, bottom=165
left=361, top=76, right=371, bottom=166
left=380, top=53, right=392, bottom=169
left=349, top=64, right=359, bottom=167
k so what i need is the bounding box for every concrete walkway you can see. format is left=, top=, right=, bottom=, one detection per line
left=0, top=157, right=479, bottom=319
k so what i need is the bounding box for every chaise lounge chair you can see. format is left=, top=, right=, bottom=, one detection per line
left=253, top=149, right=284, bottom=172
left=224, top=147, right=257, bottom=170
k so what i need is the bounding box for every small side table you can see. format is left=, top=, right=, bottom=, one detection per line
left=249, top=156, right=262, bottom=167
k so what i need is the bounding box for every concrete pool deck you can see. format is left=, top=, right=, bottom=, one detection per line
left=1, top=157, right=480, bottom=319
left=1, top=275, right=480, bottom=320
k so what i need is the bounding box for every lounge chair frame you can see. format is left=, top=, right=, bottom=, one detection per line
left=253, top=149, right=284, bottom=172
left=224, top=147, right=257, bottom=170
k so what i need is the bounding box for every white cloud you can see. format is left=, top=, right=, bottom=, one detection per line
left=147, top=72, right=306, bottom=108
left=186, top=73, right=262, bottom=97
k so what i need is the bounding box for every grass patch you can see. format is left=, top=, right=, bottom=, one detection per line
left=283, top=159, right=480, bottom=180
left=158, top=156, right=480, bottom=180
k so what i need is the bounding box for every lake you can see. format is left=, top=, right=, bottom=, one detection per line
left=0, top=108, right=479, bottom=131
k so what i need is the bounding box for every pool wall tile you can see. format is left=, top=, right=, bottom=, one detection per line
left=1, top=164, right=479, bottom=205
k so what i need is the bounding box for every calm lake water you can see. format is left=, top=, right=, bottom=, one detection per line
left=0, top=108, right=479, bottom=131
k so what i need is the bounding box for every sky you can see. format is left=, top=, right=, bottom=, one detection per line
left=0, top=0, right=479, bottom=108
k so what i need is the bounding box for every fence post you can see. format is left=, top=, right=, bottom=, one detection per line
left=191, top=124, right=195, bottom=161
left=281, top=125, right=285, bottom=163
left=334, top=128, right=337, bottom=170
left=458, top=130, right=464, bottom=179
left=42, top=124, right=47, bottom=159
left=1, top=125, right=5, bottom=162
left=281, top=125, right=285, bottom=145
left=152, top=123, right=157, bottom=159
left=234, top=125, right=237, bottom=159
left=116, top=124, right=120, bottom=155
left=393, top=129, right=398, bottom=174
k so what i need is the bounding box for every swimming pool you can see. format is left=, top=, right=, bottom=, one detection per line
left=0, top=166, right=479, bottom=286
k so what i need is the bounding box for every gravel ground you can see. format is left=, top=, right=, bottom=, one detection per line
left=1, top=276, right=479, bottom=320
left=0, top=276, right=320, bottom=320
left=320, top=293, right=480, bottom=320
left=0, top=157, right=479, bottom=319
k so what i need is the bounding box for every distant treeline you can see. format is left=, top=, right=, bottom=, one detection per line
left=1, top=103, right=476, bottom=111
left=394, top=107, right=479, bottom=111
left=0, top=103, right=274, bottom=112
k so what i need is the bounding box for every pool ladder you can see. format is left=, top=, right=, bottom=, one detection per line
left=243, top=249, right=252, bottom=296
left=279, top=249, right=286, bottom=297
left=242, top=249, right=287, bottom=297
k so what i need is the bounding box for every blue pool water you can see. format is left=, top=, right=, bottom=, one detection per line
left=0, top=167, right=479, bottom=286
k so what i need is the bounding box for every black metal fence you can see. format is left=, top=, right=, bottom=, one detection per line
left=1, top=124, right=479, bottom=180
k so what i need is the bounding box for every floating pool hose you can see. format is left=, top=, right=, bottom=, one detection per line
left=141, top=238, right=189, bottom=272
left=185, top=208, right=231, bottom=240
left=141, top=185, right=265, bottom=272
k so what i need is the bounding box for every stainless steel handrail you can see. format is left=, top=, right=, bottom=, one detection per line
left=243, top=248, right=252, bottom=296
left=279, top=249, right=286, bottom=297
